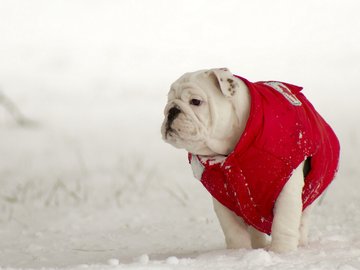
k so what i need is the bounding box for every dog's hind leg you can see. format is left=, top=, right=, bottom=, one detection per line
left=270, top=162, right=305, bottom=253
left=299, top=203, right=314, bottom=246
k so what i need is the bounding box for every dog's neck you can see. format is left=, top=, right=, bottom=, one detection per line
left=203, top=77, right=251, bottom=156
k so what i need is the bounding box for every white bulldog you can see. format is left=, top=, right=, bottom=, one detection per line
left=161, top=68, right=323, bottom=253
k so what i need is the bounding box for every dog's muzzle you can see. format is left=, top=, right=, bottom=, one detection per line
left=165, top=106, right=181, bottom=138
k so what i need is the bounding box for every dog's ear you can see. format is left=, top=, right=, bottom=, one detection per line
left=207, top=68, right=239, bottom=97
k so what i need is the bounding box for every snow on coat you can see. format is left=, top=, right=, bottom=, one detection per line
left=189, top=76, right=340, bottom=235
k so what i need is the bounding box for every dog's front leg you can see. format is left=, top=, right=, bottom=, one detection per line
left=248, top=226, right=269, bottom=249
left=270, top=163, right=305, bottom=253
left=213, top=198, right=251, bottom=249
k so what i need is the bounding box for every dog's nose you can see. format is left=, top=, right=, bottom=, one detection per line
left=167, top=106, right=181, bottom=127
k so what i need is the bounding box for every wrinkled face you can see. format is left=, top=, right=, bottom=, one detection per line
left=161, top=68, right=250, bottom=156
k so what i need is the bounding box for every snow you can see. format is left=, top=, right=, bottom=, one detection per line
left=165, top=256, right=180, bottom=265
left=0, top=0, right=360, bottom=269
left=135, top=255, right=150, bottom=265
left=107, top=259, right=120, bottom=266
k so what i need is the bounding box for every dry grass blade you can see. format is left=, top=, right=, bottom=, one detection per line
left=0, top=88, right=37, bottom=127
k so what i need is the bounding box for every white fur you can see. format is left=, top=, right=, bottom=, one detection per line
left=162, top=68, right=314, bottom=253
left=161, top=68, right=250, bottom=156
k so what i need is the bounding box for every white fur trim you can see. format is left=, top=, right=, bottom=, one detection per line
left=191, top=155, right=204, bottom=181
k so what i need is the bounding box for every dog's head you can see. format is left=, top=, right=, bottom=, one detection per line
left=161, top=68, right=250, bottom=156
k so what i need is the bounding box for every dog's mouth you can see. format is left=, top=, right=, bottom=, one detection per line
left=162, top=117, right=194, bottom=149
left=162, top=116, right=215, bottom=155
left=161, top=102, right=209, bottom=152
left=164, top=127, right=179, bottom=140
left=163, top=105, right=184, bottom=141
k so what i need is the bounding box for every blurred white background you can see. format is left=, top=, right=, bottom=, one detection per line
left=1, top=0, right=359, bottom=93
left=1, top=0, right=359, bottom=177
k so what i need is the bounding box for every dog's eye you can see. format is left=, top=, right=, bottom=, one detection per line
left=189, top=99, right=202, bottom=106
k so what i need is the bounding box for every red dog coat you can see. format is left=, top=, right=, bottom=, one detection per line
left=189, top=76, right=340, bottom=235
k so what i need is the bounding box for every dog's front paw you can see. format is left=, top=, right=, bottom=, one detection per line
left=299, top=233, right=308, bottom=247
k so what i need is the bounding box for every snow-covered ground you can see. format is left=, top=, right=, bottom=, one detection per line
left=0, top=1, right=360, bottom=269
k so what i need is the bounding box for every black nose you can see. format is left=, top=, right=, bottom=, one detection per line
left=167, top=106, right=181, bottom=128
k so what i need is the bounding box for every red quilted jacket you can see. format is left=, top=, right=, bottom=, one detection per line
left=188, top=76, right=340, bottom=235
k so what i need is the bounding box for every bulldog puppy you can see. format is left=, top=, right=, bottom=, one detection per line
left=161, top=68, right=339, bottom=253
